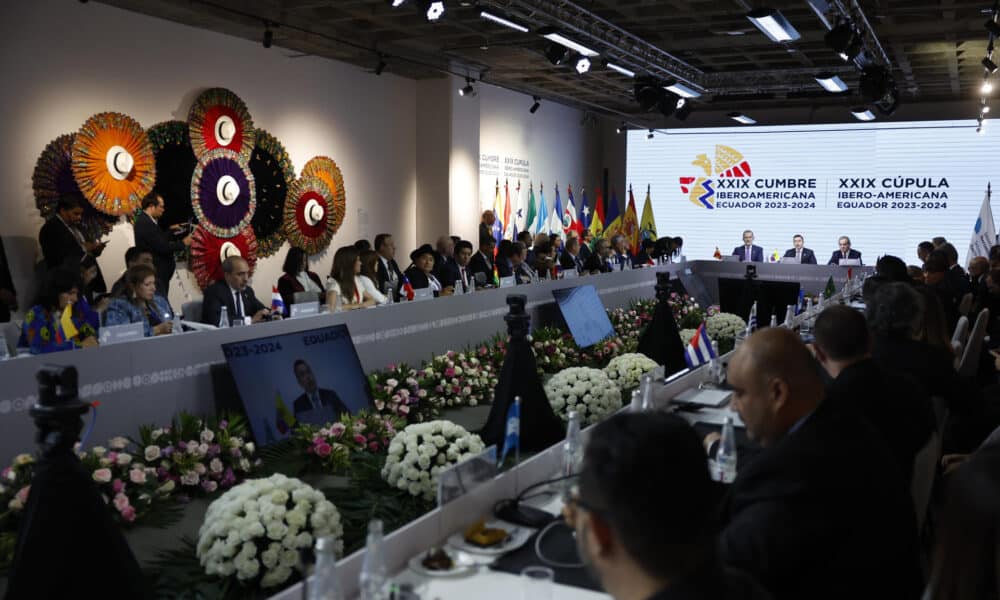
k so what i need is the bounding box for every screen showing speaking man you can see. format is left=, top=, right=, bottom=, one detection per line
left=222, top=324, right=372, bottom=445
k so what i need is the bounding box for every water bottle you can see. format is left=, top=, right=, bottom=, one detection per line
left=629, top=389, right=642, bottom=412
left=382, top=283, right=394, bottom=305
left=709, top=341, right=723, bottom=385
left=639, top=374, right=654, bottom=411
left=716, top=416, right=737, bottom=484
left=784, top=305, right=795, bottom=329
left=309, top=536, right=343, bottom=600
left=171, top=312, right=182, bottom=335
left=359, top=520, right=387, bottom=600
left=562, top=411, right=583, bottom=494
left=218, top=306, right=230, bottom=329
left=769, top=314, right=777, bottom=328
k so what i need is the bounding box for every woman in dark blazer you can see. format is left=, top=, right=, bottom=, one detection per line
left=276, top=246, right=324, bottom=317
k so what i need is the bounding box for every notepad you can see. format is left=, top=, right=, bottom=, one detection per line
left=673, top=387, right=732, bottom=408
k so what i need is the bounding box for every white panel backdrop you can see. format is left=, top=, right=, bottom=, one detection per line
left=627, top=120, right=996, bottom=265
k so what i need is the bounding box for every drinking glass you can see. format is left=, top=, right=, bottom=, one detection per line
left=521, top=566, right=554, bottom=600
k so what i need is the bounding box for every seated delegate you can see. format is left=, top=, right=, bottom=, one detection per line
left=19, top=266, right=99, bottom=354
left=201, top=256, right=275, bottom=326
left=277, top=246, right=325, bottom=317
left=403, top=244, right=453, bottom=297
left=827, top=236, right=863, bottom=265
left=103, top=264, right=175, bottom=337
left=326, top=246, right=377, bottom=310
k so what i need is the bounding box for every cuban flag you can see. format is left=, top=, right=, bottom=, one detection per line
left=498, top=397, right=520, bottom=466
left=684, top=324, right=717, bottom=368
left=271, top=286, right=285, bottom=316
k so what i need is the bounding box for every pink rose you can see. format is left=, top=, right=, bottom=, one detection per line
left=444, top=367, right=456, bottom=378
left=374, top=399, right=385, bottom=410
left=93, top=468, right=112, bottom=483
left=353, top=434, right=366, bottom=445
left=193, top=462, right=207, bottom=475
left=112, top=479, right=125, bottom=494
left=120, top=505, right=136, bottom=522
left=368, top=442, right=379, bottom=451
left=113, top=493, right=130, bottom=511
left=330, top=423, right=346, bottom=437
left=15, top=485, right=30, bottom=505
left=399, top=404, right=410, bottom=415
left=315, top=442, right=332, bottom=457
left=129, top=469, right=146, bottom=484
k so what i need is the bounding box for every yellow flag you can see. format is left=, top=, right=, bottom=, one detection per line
left=60, top=304, right=78, bottom=341
left=639, top=185, right=657, bottom=243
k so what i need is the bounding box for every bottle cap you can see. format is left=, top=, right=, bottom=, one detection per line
left=368, top=519, right=384, bottom=534
left=315, top=535, right=339, bottom=553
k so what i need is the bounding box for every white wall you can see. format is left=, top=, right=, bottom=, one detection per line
left=0, top=0, right=417, bottom=309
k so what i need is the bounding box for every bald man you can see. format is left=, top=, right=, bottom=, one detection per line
left=201, top=256, right=272, bottom=325
left=432, top=235, right=460, bottom=287
left=720, top=328, right=922, bottom=600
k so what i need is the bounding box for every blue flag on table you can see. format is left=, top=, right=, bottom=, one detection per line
left=683, top=324, right=717, bottom=368
left=498, top=398, right=520, bottom=465
left=746, top=301, right=758, bottom=334
left=796, top=289, right=805, bottom=315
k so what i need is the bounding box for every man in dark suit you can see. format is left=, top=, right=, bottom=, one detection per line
left=813, top=305, right=934, bottom=484
left=565, top=413, right=771, bottom=600
left=201, top=256, right=273, bottom=325
left=732, top=230, right=763, bottom=263
left=578, top=230, right=593, bottom=262
left=584, top=238, right=614, bottom=274
left=432, top=235, right=460, bottom=288
left=39, top=193, right=108, bottom=292
left=453, top=240, right=474, bottom=293
left=479, top=210, right=496, bottom=248
left=110, top=248, right=154, bottom=298
left=0, top=236, right=17, bottom=323
left=827, top=236, right=863, bottom=265
left=559, top=236, right=586, bottom=274
left=133, top=192, right=191, bottom=295
left=509, top=241, right=536, bottom=284
left=939, top=242, right=972, bottom=301
left=632, top=239, right=655, bottom=266
left=469, top=236, right=496, bottom=285
left=373, top=233, right=403, bottom=301
left=720, top=328, right=922, bottom=600
left=291, top=359, right=349, bottom=422
left=782, top=234, right=817, bottom=264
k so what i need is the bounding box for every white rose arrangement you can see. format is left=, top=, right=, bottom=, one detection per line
left=381, top=420, right=486, bottom=502
left=706, top=313, right=746, bottom=341
left=603, top=353, right=659, bottom=391
left=545, top=367, right=622, bottom=425
left=196, top=473, right=343, bottom=589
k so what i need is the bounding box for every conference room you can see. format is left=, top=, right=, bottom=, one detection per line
left=0, top=1, right=998, bottom=599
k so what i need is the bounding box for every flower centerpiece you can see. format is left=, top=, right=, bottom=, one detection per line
left=667, top=293, right=706, bottom=329
left=706, top=312, right=747, bottom=354
left=544, top=367, right=622, bottom=425
left=368, top=363, right=430, bottom=421
left=298, top=412, right=403, bottom=474
left=137, top=413, right=257, bottom=497
left=529, top=327, right=580, bottom=374
left=419, top=351, right=497, bottom=408
left=603, top=352, right=659, bottom=391
left=381, top=420, right=486, bottom=502
left=607, top=303, right=655, bottom=353
left=196, top=473, right=343, bottom=589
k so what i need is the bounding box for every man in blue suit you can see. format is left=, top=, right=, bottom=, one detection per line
left=732, top=230, right=764, bottom=262
left=827, top=236, right=863, bottom=266
left=783, top=234, right=817, bottom=264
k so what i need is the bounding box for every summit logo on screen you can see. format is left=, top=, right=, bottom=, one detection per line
left=678, top=145, right=752, bottom=209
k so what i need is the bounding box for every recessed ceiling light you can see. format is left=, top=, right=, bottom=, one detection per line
left=815, top=73, right=848, bottom=93
left=728, top=112, right=756, bottom=125
left=480, top=11, right=529, bottom=33
left=851, top=107, right=876, bottom=121
left=575, top=56, right=591, bottom=74
left=538, top=27, right=599, bottom=57
left=663, top=80, right=701, bottom=99
left=606, top=63, right=636, bottom=78
left=746, top=8, right=801, bottom=42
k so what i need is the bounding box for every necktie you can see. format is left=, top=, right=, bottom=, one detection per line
left=312, top=391, right=320, bottom=410
left=746, top=246, right=750, bottom=261
left=234, top=290, right=244, bottom=318
left=797, top=249, right=801, bottom=260
left=459, top=267, right=467, bottom=290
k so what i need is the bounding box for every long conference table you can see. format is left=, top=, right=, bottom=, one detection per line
left=0, top=261, right=869, bottom=463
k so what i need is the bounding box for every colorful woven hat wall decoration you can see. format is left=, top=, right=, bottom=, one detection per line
left=248, top=129, right=294, bottom=258
left=300, top=156, right=347, bottom=235
left=71, top=112, right=156, bottom=216
left=146, top=120, right=197, bottom=230
left=32, top=133, right=118, bottom=241
left=189, top=224, right=258, bottom=290
left=191, top=148, right=256, bottom=238
left=188, top=88, right=256, bottom=163
left=284, top=176, right=335, bottom=256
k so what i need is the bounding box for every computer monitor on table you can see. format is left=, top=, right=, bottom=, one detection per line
left=552, top=285, right=615, bottom=348
left=221, top=324, right=372, bottom=445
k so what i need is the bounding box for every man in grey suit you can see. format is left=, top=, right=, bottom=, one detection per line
left=133, top=192, right=191, bottom=295
left=783, top=234, right=817, bottom=264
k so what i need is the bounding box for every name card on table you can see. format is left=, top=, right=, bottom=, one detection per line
left=290, top=301, right=321, bottom=318
left=499, top=276, right=516, bottom=289
left=412, top=288, right=434, bottom=301
left=437, top=444, right=497, bottom=507
left=838, top=258, right=862, bottom=266
left=563, top=269, right=578, bottom=279
left=99, top=322, right=145, bottom=345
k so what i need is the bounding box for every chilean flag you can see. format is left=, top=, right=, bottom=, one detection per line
left=401, top=275, right=415, bottom=301
left=684, top=324, right=717, bottom=368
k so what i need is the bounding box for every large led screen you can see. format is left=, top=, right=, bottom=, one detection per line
left=627, top=120, right=994, bottom=265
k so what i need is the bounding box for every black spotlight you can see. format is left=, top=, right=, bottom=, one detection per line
left=530, top=96, right=541, bottom=113
left=985, top=57, right=999, bottom=74
left=986, top=18, right=1000, bottom=37
left=459, top=77, right=476, bottom=97
left=616, top=122, right=625, bottom=134
left=634, top=77, right=665, bottom=112
left=544, top=42, right=571, bottom=66
left=875, top=88, right=900, bottom=116
left=674, top=98, right=693, bottom=121
left=825, top=22, right=861, bottom=62
left=859, top=65, right=893, bottom=102
left=263, top=26, right=273, bottom=48
left=657, top=91, right=681, bottom=118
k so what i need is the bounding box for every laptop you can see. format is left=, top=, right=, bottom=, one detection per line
left=721, top=255, right=740, bottom=263
left=780, top=256, right=800, bottom=264
left=838, top=258, right=862, bottom=266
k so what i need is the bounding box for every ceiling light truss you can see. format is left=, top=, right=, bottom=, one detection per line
left=978, top=0, right=999, bottom=129
left=822, top=0, right=892, bottom=70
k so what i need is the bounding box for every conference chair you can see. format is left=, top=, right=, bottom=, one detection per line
left=910, top=429, right=942, bottom=535
left=181, top=300, right=203, bottom=322
left=958, top=292, right=974, bottom=318
left=950, top=315, right=969, bottom=366
left=957, top=308, right=990, bottom=378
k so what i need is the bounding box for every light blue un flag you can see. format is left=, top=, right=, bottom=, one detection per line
left=498, top=399, right=520, bottom=466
